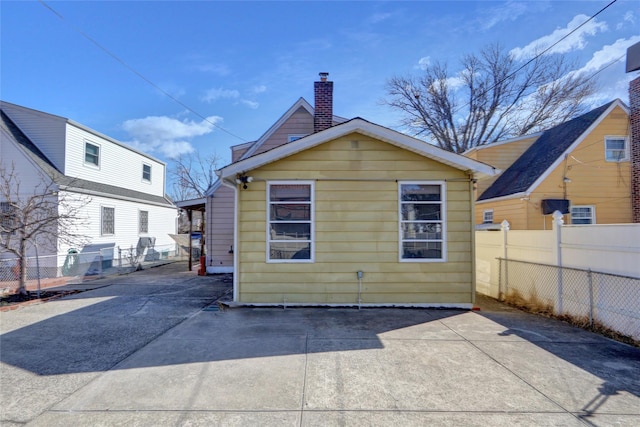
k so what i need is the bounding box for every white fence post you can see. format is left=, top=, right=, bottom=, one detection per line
left=500, top=219, right=510, bottom=299
left=552, top=211, right=564, bottom=313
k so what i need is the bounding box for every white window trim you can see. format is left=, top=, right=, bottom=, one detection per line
left=570, top=205, right=596, bottom=225
left=604, top=135, right=629, bottom=162
left=287, top=134, right=308, bottom=143
left=101, top=205, right=115, bottom=236
left=266, top=180, right=315, bottom=263
left=483, top=209, right=494, bottom=224
left=84, top=140, right=101, bottom=169
left=142, top=163, right=152, bottom=183
left=398, top=181, right=447, bottom=263
left=139, top=209, right=149, bottom=234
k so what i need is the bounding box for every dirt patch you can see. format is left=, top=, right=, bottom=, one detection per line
left=0, top=290, right=80, bottom=311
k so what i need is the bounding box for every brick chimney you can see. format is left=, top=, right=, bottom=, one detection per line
left=630, top=76, right=640, bottom=222
left=314, top=72, right=333, bottom=133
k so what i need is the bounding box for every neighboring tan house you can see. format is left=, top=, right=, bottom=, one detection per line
left=215, top=116, right=497, bottom=307
left=204, top=73, right=346, bottom=273
left=465, top=99, right=632, bottom=230
left=0, top=101, right=177, bottom=270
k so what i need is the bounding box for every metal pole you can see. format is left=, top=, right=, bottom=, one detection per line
left=588, top=269, right=594, bottom=328
left=34, top=239, right=41, bottom=299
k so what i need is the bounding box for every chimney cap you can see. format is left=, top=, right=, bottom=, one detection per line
left=319, top=72, right=329, bottom=82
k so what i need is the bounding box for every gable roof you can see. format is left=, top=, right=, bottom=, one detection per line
left=478, top=99, right=628, bottom=201
left=0, top=101, right=166, bottom=165
left=1, top=110, right=175, bottom=208
left=217, top=117, right=498, bottom=180
left=236, top=97, right=348, bottom=161
left=205, top=97, right=348, bottom=197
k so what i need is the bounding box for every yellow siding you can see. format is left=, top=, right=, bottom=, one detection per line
left=475, top=105, right=631, bottom=230
left=530, top=105, right=631, bottom=228
left=236, top=133, right=475, bottom=305
left=468, top=136, right=538, bottom=195
left=476, top=199, right=528, bottom=230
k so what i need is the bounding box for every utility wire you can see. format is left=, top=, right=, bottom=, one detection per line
left=38, top=0, right=249, bottom=143
left=450, top=0, right=619, bottom=117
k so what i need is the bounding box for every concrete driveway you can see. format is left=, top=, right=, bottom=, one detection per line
left=1, top=262, right=638, bottom=426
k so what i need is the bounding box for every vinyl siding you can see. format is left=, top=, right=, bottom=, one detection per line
left=64, top=123, right=166, bottom=197
left=59, top=192, right=177, bottom=255
left=529, top=105, right=631, bottom=228
left=473, top=105, right=631, bottom=230
left=1, top=102, right=67, bottom=172
left=476, top=199, right=528, bottom=229
left=206, top=184, right=234, bottom=269
left=236, top=133, right=474, bottom=305
left=251, top=107, right=314, bottom=156
left=467, top=135, right=537, bottom=196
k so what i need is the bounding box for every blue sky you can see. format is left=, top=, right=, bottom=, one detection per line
left=2, top=1, right=639, bottom=171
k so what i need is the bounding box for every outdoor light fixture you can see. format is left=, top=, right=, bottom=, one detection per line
left=235, top=174, right=253, bottom=189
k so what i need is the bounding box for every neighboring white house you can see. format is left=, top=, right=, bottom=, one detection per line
left=0, top=101, right=177, bottom=271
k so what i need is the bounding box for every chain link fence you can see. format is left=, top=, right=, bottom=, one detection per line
left=1, top=243, right=191, bottom=294
left=498, top=258, right=640, bottom=341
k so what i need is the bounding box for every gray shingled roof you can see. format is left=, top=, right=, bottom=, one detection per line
left=478, top=101, right=615, bottom=201
left=1, top=110, right=174, bottom=208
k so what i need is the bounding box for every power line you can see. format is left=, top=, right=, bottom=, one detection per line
left=450, top=0, right=619, bottom=117
left=37, top=0, right=249, bottom=143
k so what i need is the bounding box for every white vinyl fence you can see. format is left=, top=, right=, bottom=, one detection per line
left=476, top=212, right=640, bottom=340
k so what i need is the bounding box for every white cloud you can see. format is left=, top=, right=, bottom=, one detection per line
left=574, top=35, right=640, bottom=74
left=122, top=115, right=222, bottom=158
left=252, top=85, right=267, bottom=94
left=618, top=11, right=635, bottom=30
left=368, top=12, right=392, bottom=24
left=416, top=56, right=430, bottom=70
left=241, top=100, right=259, bottom=109
left=201, top=87, right=240, bottom=103
left=510, top=14, right=608, bottom=61
left=481, top=1, right=528, bottom=30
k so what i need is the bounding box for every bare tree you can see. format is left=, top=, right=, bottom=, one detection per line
left=0, top=164, right=90, bottom=294
left=168, top=151, right=220, bottom=200
left=384, top=44, right=596, bottom=153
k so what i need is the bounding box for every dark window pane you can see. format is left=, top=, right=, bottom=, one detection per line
left=401, top=184, right=440, bottom=201
left=270, top=184, right=311, bottom=201
left=401, top=223, right=442, bottom=240
left=402, top=242, right=442, bottom=259
left=270, top=242, right=310, bottom=260
left=85, top=143, right=99, bottom=166
left=270, top=204, right=310, bottom=221
left=402, top=204, right=441, bottom=221
left=270, top=223, right=311, bottom=240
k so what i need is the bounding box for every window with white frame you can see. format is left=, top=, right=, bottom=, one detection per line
left=483, top=209, right=494, bottom=224
left=267, top=182, right=313, bottom=261
left=101, top=206, right=115, bottom=235
left=604, top=136, right=629, bottom=162
left=85, top=141, right=100, bottom=167
left=571, top=205, right=595, bottom=225
left=142, top=164, right=152, bottom=182
left=139, top=210, right=149, bottom=233
left=287, top=134, right=307, bottom=143
left=399, top=182, right=446, bottom=261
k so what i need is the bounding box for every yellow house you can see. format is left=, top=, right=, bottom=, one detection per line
left=216, top=118, right=497, bottom=307
left=465, top=99, right=632, bottom=229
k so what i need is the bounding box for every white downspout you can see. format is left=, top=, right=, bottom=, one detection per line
left=221, top=177, right=239, bottom=302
